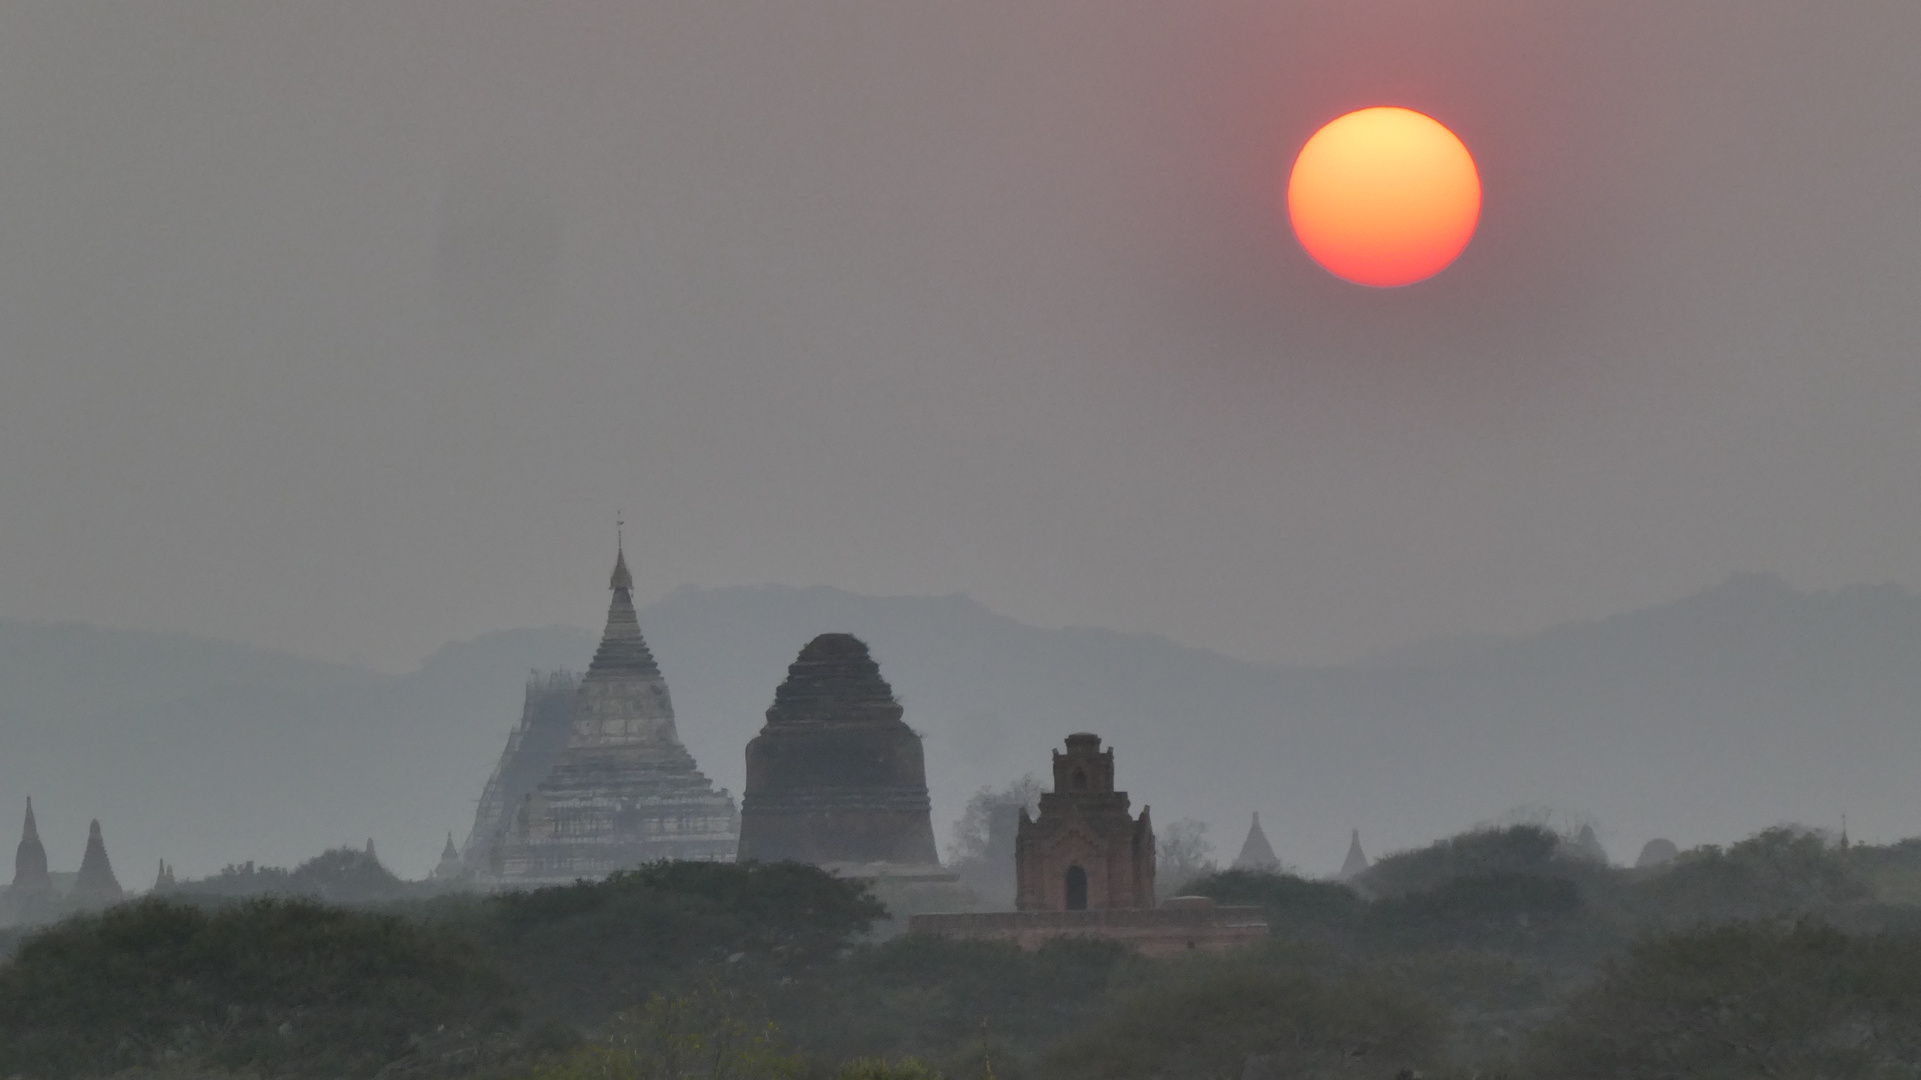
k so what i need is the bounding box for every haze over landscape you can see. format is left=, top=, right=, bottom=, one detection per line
left=7, top=4, right=1921, bottom=1078
left=0, top=0, right=1915, bottom=883
left=2, top=571, right=1915, bottom=881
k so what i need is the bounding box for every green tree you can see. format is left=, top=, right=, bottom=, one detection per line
left=1040, top=965, right=1442, bottom=1080
left=0, top=898, right=510, bottom=1079
left=1358, top=825, right=1568, bottom=899
left=531, top=992, right=800, bottom=1080
left=834, top=1059, right=943, bottom=1080
left=1627, top=826, right=1867, bottom=924
left=1156, top=819, right=1219, bottom=899
left=1526, top=920, right=1921, bottom=1079
left=480, top=861, right=885, bottom=1021
left=1188, top=869, right=1364, bottom=944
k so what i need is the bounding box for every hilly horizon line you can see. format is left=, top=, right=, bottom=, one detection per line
left=0, top=570, right=1866, bottom=681
left=3, top=566, right=1913, bottom=882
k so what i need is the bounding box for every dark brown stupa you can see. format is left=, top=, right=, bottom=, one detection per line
left=738, top=634, right=940, bottom=868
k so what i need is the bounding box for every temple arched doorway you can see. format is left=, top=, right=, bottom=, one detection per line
left=1065, top=864, right=1088, bottom=910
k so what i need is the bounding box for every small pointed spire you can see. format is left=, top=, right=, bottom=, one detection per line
left=1340, top=829, right=1369, bottom=880
left=1570, top=823, right=1610, bottom=864
left=433, top=832, right=464, bottom=880
left=364, top=837, right=378, bottom=861
left=610, top=519, right=634, bottom=593
left=1233, top=812, right=1281, bottom=872
left=12, top=797, right=50, bottom=894
left=587, top=540, right=660, bottom=679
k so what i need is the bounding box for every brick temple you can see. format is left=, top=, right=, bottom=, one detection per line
left=738, top=633, right=941, bottom=868
left=738, top=633, right=968, bottom=916
left=912, top=734, right=1266, bottom=956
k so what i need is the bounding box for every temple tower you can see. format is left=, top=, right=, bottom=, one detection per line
left=464, top=670, right=579, bottom=874
left=432, top=833, right=463, bottom=880
left=738, top=634, right=940, bottom=868
left=70, top=819, right=123, bottom=907
left=491, top=545, right=737, bottom=883
left=1232, top=813, right=1280, bottom=872
left=4, top=799, right=55, bottom=925
left=1015, top=734, right=1155, bottom=911
left=1340, top=829, right=1369, bottom=880
left=11, top=799, right=49, bottom=897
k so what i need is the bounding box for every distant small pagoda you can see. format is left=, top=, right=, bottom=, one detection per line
left=71, top=820, right=123, bottom=906
left=2, top=801, right=127, bottom=926
left=4, top=799, right=53, bottom=925
left=1340, top=829, right=1369, bottom=880
left=1232, top=813, right=1281, bottom=873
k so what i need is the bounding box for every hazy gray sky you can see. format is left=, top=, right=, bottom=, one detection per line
left=0, top=1, right=1917, bottom=670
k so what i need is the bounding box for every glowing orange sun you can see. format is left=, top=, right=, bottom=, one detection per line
left=1287, top=107, right=1481, bottom=287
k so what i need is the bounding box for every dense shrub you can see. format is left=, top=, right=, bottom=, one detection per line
left=1625, top=826, right=1867, bottom=925
left=1039, top=964, right=1443, bottom=1080
left=833, top=1059, right=943, bottom=1080
left=478, top=861, right=885, bottom=1021
left=526, top=992, right=801, bottom=1080
left=1525, top=920, right=1921, bottom=1079
left=0, top=898, right=511, bottom=1079
left=770, top=934, right=1138, bottom=1077
left=1187, top=870, right=1363, bottom=944
left=1365, top=873, right=1585, bottom=950
left=1358, top=825, right=1574, bottom=898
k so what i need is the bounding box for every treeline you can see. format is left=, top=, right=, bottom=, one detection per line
left=4, top=826, right=1921, bottom=1078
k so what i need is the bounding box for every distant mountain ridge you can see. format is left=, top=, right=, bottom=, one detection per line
left=2, top=574, right=1917, bottom=880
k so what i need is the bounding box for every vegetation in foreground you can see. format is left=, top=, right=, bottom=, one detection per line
left=5, top=825, right=1921, bottom=1079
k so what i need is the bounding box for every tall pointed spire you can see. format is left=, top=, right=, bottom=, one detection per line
left=433, top=832, right=464, bottom=881
left=71, top=819, right=123, bottom=906
left=1339, top=829, right=1369, bottom=880
left=588, top=541, right=659, bottom=679
left=1232, top=812, right=1281, bottom=872
left=610, top=544, right=634, bottom=593
left=11, top=798, right=49, bottom=894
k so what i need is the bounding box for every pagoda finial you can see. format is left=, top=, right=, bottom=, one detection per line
left=610, top=519, right=634, bottom=593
